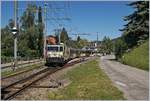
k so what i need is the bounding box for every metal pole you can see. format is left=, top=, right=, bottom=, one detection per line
left=13, top=0, right=18, bottom=70
left=97, top=32, right=98, bottom=47
left=58, top=29, right=61, bottom=44
left=97, top=32, right=99, bottom=53
left=43, top=2, right=47, bottom=59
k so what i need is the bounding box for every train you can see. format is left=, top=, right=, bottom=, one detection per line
left=45, top=35, right=90, bottom=66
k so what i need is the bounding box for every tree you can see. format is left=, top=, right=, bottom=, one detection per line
left=37, top=6, right=44, bottom=57
left=1, top=25, right=14, bottom=57
left=114, top=38, right=127, bottom=60
left=101, top=36, right=113, bottom=54
left=60, top=27, right=69, bottom=44
left=19, top=4, right=39, bottom=57
left=121, top=1, right=149, bottom=48
left=77, top=39, right=89, bottom=48
left=8, top=19, right=14, bottom=29
left=2, top=4, right=41, bottom=59
left=77, top=36, right=81, bottom=42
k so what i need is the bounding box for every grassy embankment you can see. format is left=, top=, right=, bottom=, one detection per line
left=48, top=59, right=124, bottom=100
left=1, top=63, right=43, bottom=77
left=121, top=41, right=149, bottom=71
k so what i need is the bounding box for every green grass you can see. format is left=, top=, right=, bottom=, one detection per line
left=48, top=60, right=124, bottom=100
left=121, top=41, right=149, bottom=71
left=1, top=63, right=43, bottom=77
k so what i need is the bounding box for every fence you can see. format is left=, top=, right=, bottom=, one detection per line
left=1, top=57, right=41, bottom=64
left=1, top=58, right=43, bottom=69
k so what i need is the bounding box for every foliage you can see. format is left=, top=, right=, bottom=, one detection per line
left=66, top=36, right=89, bottom=49
left=121, top=40, right=149, bottom=71
left=101, top=36, right=113, bottom=54
left=121, top=1, right=149, bottom=48
left=37, top=6, right=44, bottom=57
left=77, top=36, right=81, bottom=42
left=114, top=38, right=127, bottom=60
left=67, top=39, right=78, bottom=48
left=1, top=56, right=13, bottom=64
left=115, top=1, right=149, bottom=62
left=1, top=4, right=44, bottom=59
left=77, top=38, right=89, bottom=48
left=48, top=60, right=124, bottom=100
left=18, top=4, right=39, bottom=57
left=67, top=35, right=90, bottom=49
left=1, top=23, right=14, bottom=57
left=60, top=27, right=69, bottom=44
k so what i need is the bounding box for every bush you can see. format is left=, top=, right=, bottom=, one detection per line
left=1, top=56, right=13, bottom=64
left=114, top=38, right=127, bottom=60
left=121, top=41, right=149, bottom=70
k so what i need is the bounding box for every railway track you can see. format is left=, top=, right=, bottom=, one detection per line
left=1, top=67, right=57, bottom=100
left=1, top=58, right=87, bottom=100
left=1, top=64, right=44, bottom=80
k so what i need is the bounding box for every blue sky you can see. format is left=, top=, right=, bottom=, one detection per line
left=1, top=1, right=134, bottom=41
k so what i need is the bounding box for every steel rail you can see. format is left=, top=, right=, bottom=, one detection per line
left=3, top=69, right=57, bottom=100
left=1, top=57, right=88, bottom=100
left=1, top=64, right=44, bottom=80
left=1, top=67, right=49, bottom=91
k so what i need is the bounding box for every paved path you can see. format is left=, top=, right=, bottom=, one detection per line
left=99, top=55, right=149, bottom=100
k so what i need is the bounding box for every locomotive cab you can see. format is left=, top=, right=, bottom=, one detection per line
left=46, top=43, right=65, bottom=65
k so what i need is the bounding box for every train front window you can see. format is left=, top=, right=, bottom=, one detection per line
left=47, top=46, right=63, bottom=51
left=60, top=47, right=63, bottom=51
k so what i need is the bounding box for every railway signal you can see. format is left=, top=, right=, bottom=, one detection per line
left=11, top=27, right=18, bottom=36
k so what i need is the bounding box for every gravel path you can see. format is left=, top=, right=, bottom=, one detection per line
left=99, top=55, right=149, bottom=100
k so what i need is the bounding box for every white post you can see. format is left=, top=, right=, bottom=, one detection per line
left=13, top=0, right=18, bottom=70
left=43, top=2, right=47, bottom=59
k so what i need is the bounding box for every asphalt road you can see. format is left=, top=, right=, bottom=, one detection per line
left=99, top=55, right=149, bottom=100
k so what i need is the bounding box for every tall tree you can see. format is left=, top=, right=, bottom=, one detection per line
left=101, top=36, right=113, bottom=54
left=77, top=38, right=89, bottom=48
left=114, top=38, right=127, bottom=60
left=77, top=35, right=81, bottom=42
left=121, top=1, right=149, bottom=48
left=60, top=27, right=69, bottom=44
left=19, top=4, right=38, bottom=57
left=37, top=6, right=44, bottom=57
left=1, top=25, right=14, bottom=56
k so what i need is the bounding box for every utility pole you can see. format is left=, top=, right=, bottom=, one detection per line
left=58, top=24, right=63, bottom=44
left=96, top=32, right=99, bottom=53
left=43, top=2, right=71, bottom=56
left=58, top=29, right=61, bottom=44
left=43, top=2, right=48, bottom=59
left=12, top=0, right=18, bottom=70
left=97, top=32, right=98, bottom=47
